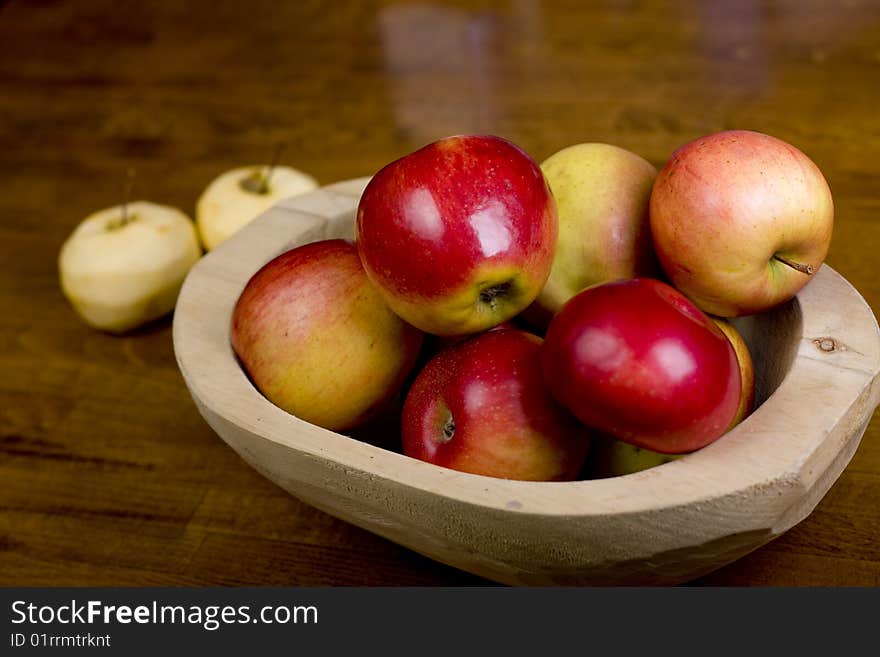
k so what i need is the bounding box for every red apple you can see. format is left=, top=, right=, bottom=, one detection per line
left=540, top=278, right=742, bottom=454
left=356, top=134, right=557, bottom=336
left=231, top=239, right=424, bottom=431
left=423, top=319, right=519, bottom=356
left=649, top=130, right=834, bottom=317
left=587, top=318, right=756, bottom=478
left=401, top=328, right=592, bottom=481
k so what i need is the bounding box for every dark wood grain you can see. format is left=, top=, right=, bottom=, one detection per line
left=1, top=0, right=878, bottom=587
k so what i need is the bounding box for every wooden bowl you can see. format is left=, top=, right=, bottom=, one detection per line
left=173, top=178, right=880, bottom=586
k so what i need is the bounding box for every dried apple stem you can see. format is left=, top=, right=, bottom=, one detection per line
left=478, top=281, right=513, bottom=311
left=259, top=142, right=286, bottom=194
left=773, top=254, right=814, bottom=275
left=121, top=168, right=136, bottom=225
left=108, top=168, right=137, bottom=230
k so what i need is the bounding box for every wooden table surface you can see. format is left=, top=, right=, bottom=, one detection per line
left=2, top=0, right=879, bottom=587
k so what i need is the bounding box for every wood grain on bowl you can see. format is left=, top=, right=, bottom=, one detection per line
left=173, top=180, right=880, bottom=586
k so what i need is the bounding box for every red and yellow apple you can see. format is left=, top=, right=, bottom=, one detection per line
left=401, top=328, right=592, bottom=481
left=649, top=130, right=834, bottom=317
left=540, top=278, right=742, bottom=454
left=356, top=134, right=557, bottom=336
left=231, top=239, right=424, bottom=431
left=529, top=142, right=659, bottom=329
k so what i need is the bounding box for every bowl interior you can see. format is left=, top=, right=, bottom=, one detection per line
left=730, top=300, right=802, bottom=408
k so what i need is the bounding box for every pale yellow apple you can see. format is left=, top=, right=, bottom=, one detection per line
left=59, top=201, right=202, bottom=333
left=530, top=143, right=658, bottom=328
left=196, top=165, right=319, bottom=251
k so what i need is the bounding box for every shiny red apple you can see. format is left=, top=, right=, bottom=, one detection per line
left=540, top=278, right=742, bottom=454
left=587, top=317, right=757, bottom=479
left=650, top=130, right=834, bottom=317
left=231, top=239, right=424, bottom=432
left=402, top=328, right=592, bottom=481
left=356, top=134, right=557, bottom=337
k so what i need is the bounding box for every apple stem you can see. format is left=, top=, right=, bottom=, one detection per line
left=478, top=281, right=512, bottom=311
left=259, top=142, right=286, bottom=194
left=108, top=168, right=137, bottom=230
left=121, top=167, right=136, bottom=224
left=773, top=254, right=814, bottom=275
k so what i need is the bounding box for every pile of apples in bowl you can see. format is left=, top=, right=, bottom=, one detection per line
left=173, top=131, right=880, bottom=586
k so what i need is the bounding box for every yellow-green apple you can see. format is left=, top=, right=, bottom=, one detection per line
left=401, top=328, right=592, bottom=481
left=712, top=317, right=756, bottom=427
left=649, top=130, right=834, bottom=317
left=356, top=134, right=557, bottom=337
left=587, top=435, right=681, bottom=479
left=540, top=278, right=742, bottom=454
left=528, top=142, right=659, bottom=329
left=59, top=201, right=202, bottom=333
left=588, top=318, right=756, bottom=477
left=197, top=164, right=318, bottom=251
left=231, top=239, right=424, bottom=431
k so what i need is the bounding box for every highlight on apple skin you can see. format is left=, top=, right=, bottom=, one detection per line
left=540, top=278, right=742, bottom=455
left=355, top=134, right=558, bottom=337
left=649, top=129, right=834, bottom=317
left=401, top=328, right=593, bottom=481
left=230, top=239, right=424, bottom=432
